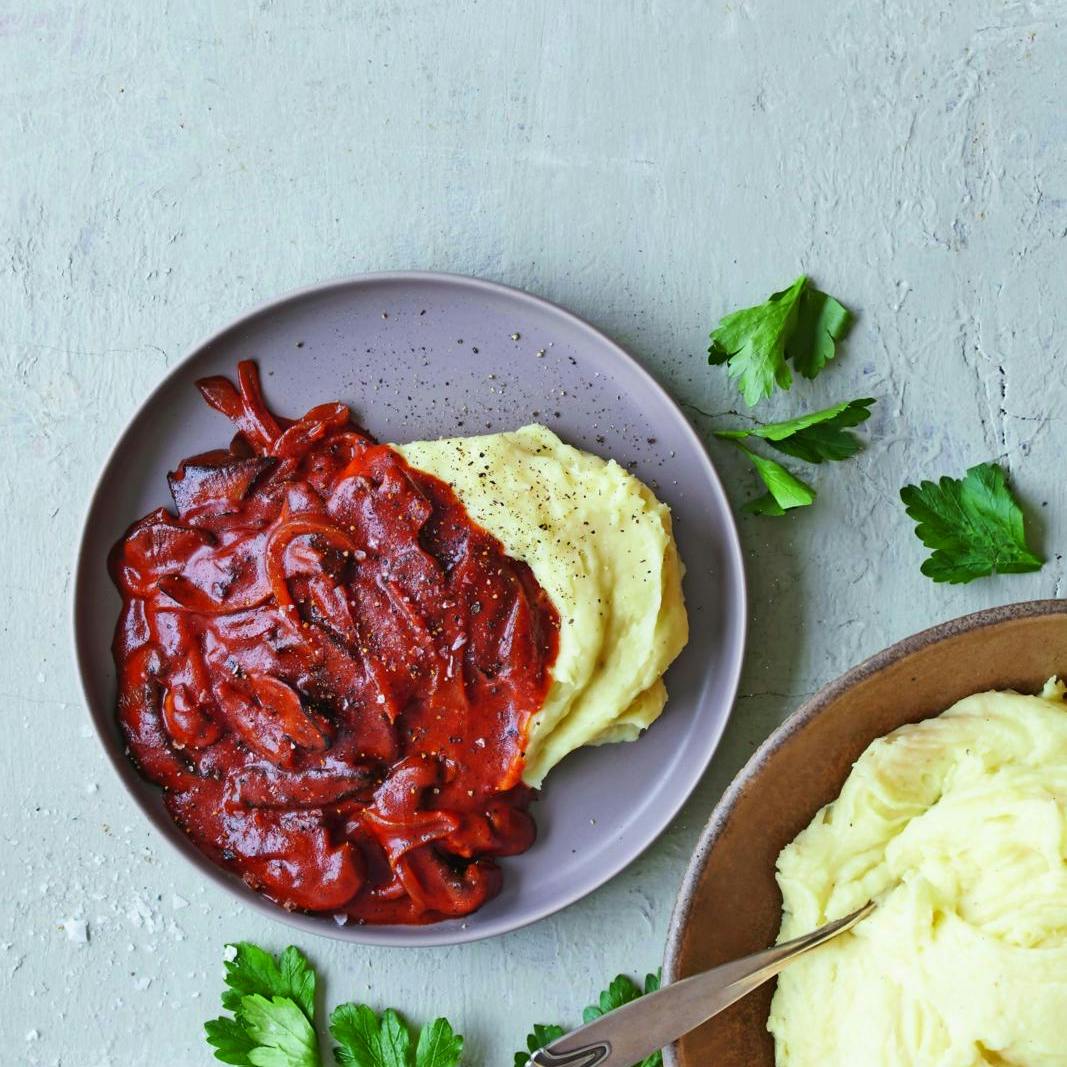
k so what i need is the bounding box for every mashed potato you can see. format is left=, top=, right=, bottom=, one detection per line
left=768, top=682, right=1067, bottom=1067
left=397, top=424, right=688, bottom=786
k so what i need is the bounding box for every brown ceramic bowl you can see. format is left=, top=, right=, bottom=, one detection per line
left=663, top=599, right=1067, bottom=1067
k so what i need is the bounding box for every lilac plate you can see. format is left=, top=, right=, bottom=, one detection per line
left=72, top=272, right=747, bottom=946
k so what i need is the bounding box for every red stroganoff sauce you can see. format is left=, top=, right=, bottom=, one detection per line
left=110, top=361, right=560, bottom=924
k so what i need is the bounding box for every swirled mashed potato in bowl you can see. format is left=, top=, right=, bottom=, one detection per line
left=769, top=682, right=1067, bottom=1066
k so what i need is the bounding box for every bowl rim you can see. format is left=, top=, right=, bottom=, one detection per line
left=70, top=269, right=749, bottom=947
left=661, top=596, right=1067, bottom=1065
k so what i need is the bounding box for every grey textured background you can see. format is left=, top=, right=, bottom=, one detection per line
left=2, top=1, right=1065, bottom=1064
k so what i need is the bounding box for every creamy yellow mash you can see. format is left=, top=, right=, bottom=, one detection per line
left=397, top=424, right=688, bottom=786
left=769, top=682, right=1067, bottom=1067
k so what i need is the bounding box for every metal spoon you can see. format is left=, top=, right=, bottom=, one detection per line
left=529, top=901, right=875, bottom=1067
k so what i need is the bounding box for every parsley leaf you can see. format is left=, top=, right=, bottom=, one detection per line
left=207, top=945, right=321, bottom=1067
left=735, top=445, right=816, bottom=515
left=708, top=275, right=852, bottom=405
left=743, top=492, right=788, bottom=517
left=711, top=398, right=873, bottom=514
left=240, top=994, right=321, bottom=1067
left=716, top=398, right=875, bottom=464
left=203, top=942, right=659, bottom=1067
left=514, top=1024, right=565, bottom=1066
left=330, top=1003, right=462, bottom=1067
left=788, top=286, right=852, bottom=379
left=415, top=1018, right=464, bottom=1067
left=709, top=275, right=803, bottom=405
left=220, top=943, right=317, bottom=1021
left=330, top=1004, right=410, bottom=1067
left=205, top=1015, right=259, bottom=1066
left=900, top=462, right=1044, bottom=583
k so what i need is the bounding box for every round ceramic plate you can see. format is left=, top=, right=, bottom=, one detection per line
left=663, top=599, right=1067, bottom=1065
left=72, top=272, right=747, bottom=946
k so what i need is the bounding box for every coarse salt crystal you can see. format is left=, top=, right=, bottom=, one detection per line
left=60, top=919, right=88, bottom=943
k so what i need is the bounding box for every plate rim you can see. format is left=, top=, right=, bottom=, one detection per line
left=661, top=596, right=1067, bottom=1063
left=70, top=270, right=748, bottom=946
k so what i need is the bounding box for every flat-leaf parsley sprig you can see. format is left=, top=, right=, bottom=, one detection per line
left=330, top=1003, right=463, bottom=1067
left=708, top=275, right=853, bottom=406
left=715, top=397, right=875, bottom=464
left=205, top=941, right=661, bottom=1067
left=702, top=398, right=876, bottom=516
left=205, top=943, right=322, bottom=1067
left=900, top=461, right=1043, bottom=584
left=206, top=942, right=462, bottom=1067
left=705, top=274, right=1050, bottom=567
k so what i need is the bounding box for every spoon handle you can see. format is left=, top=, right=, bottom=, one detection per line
left=529, top=901, right=875, bottom=1067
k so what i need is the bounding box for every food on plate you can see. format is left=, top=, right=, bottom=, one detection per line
left=397, top=425, right=687, bottom=786
left=110, top=361, right=686, bottom=924
left=768, top=682, right=1067, bottom=1066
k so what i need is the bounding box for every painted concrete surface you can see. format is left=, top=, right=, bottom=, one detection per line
left=2, top=1, right=1065, bottom=1063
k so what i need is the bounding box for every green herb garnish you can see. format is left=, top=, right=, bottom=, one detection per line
left=715, top=398, right=874, bottom=463
left=330, top=1004, right=462, bottom=1067
left=711, top=398, right=874, bottom=515
left=708, top=275, right=852, bottom=405
left=206, top=943, right=659, bottom=1067
left=734, top=445, right=817, bottom=515
left=206, top=943, right=321, bottom=1066
left=900, top=462, right=1044, bottom=583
